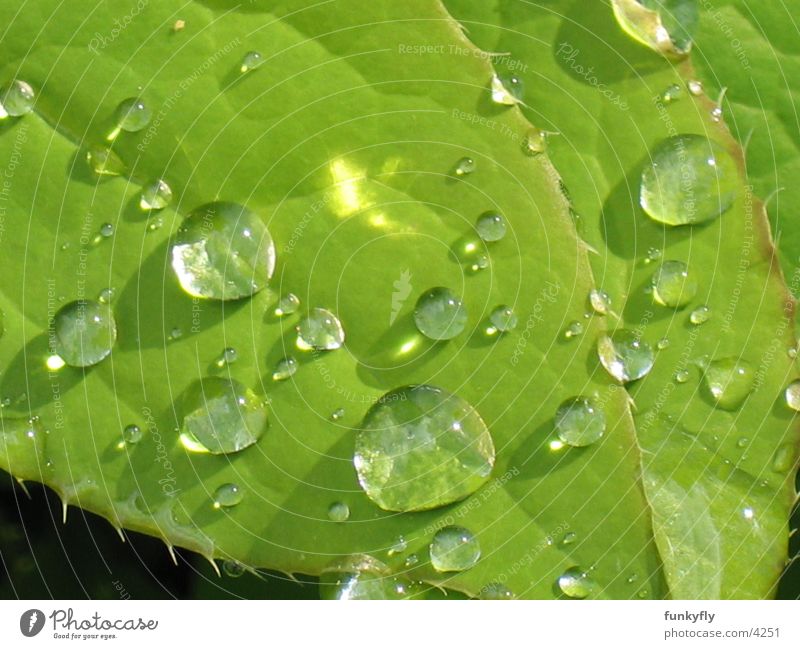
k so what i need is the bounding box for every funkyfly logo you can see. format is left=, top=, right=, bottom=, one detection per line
left=390, top=269, right=412, bottom=325
left=19, top=609, right=45, bottom=637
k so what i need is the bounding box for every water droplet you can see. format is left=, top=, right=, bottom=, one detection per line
left=147, top=216, right=164, bottom=232
left=388, top=536, right=407, bottom=556
left=169, top=326, right=183, bottom=340
left=627, top=573, right=639, bottom=584
left=413, top=288, right=467, bottom=341
left=213, top=483, right=243, bottom=508
left=469, top=255, right=490, bottom=273
left=675, top=369, right=690, bottom=383
left=354, top=384, right=495, bottom=512
left=170, top=202, right=276, bottom=301
left=140, top=179, right=173, bottom=210
left=99, top=222, right=114, bottom=238
left=637, top=588, right=649, bottom=599
left=523, top=127, right=548, bottom=155
left=479, top=583, right=515, bottom=600
left=327, top=501, right=350, bottom=522
left=113, top=97, right=151, bottom=133
left=702, top=358, right=754, bottom=410
left=122, top=424, right=142, bottom=444
left=272, top=356, right=298, bottom=381
left=296, top=307, right=345, bottom=351
left=555, top=397, right=606, bottom=447
left=562, top=532, right=577, bottom=546
left=222, top=560, right=245, bottom=578
left=785, top=380, right=800, bottom=411
left=788, top=346, right=798, bottom=359
left=404, top=554, right=419, bottom=567
left=86, top=145, right=125, bottom=176
left=214, top=347, right=238, bottom=368
left=490, top=73, right=524, bottom=105
left=180, top=377, right=267, bottom=454
left=644, top=247, right=662, bottom=264
left=454, top=156, right=476, bottom=177
left=557, top=566, right=596, bottom=599
left=97, top=287, right=115, bottom=304
left=589, top=289, right=612, bottom=315
left=240, top=50, right=264, bottom=73
left=320, top=555, right=412, bottom=600
left=771, top=444, right=795, bottom=473
left=0, top=80, right=35, bottom=118
left=330, top=407, right=345, bottom=421
left=275, top=292, right=300, bottom=317
left=476, top=211, right=507, bottom=242
left=640, top=134, right=738, bottom=226
left=488, top=305, right=517, bottom=333
left=661, top=84, right=682, bottom=103
left=657, top=337, right=670, bottom=350
left=651, top=260, right=697, bottom=308
left=597, top=330, right=655, bottom=383
left=688, top=80, right=703, bottom=96
left=689, top=304, right=711, bottom=325
left=737, top=436, right=749, bottom=448
left=53, top=300, right=117, bottom=367
left=564, top=320, right=584, bottom=339
left=711, top=105, right=723, bottom=122
left=430, top=526, right=480, bottom=572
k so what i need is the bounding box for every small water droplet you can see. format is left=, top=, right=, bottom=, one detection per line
left=627, top=573, right=639, bottom=584
left=555, top=397, right=606, bottom=447
left=99, top=222, right=114, bottom=238
left=737, top=436, right=749, bottom=448
left=558, top=566, right=596, bottom=599
left=454, top=156, right=476, bottom=177
left=240, top=50, right=264, bottom=73
left=113, top=97, right=151, bottom=134
left=479, top=583, right=515, bottom=600
left=476, top=211, right=507, bottom=242
left=413, top=287, right=467, bottom=341
left=97, top=287, right=115, bottom=304
left=711, top=105, right=723, bottom=122
left=589, top=289, right=612, bottom=315
left=274, top=292, right=300, bottom=316
left=644, top=247, right=662, bottom=264
left=86, top=145, right=125, bottom=176
left=222, top=560, right=245, bottom=578
left=272, top=356, right=298, bottom=381
left=637, top=588, right=649, bottom=599
left=330, top=407, right=345, bottom=421
left=788, top=346, right=798, bottom=359
left=215, top=347, right=238, bottom=368
left=688, top=79, right=703, bottom=96
left=169, top=326, right=183, bottom=340
left=327, top=501, right=350, bottom=522
left=122, top=424, right=142, bottom=444
left=702, top=358, right=754, bottom=410
left=0, top=80, right=35, bottom=118
left=661, top=84, right=682, bottom=104
left=388, top=536, right=407, bottom=556
left=564, top=320, right=584, bottom=340
left=488, top=304, right=517, bottom=333
left=140, top=179, right=173, bottom=210
left=689, top=305, right=712, bottom=325
left=491, top=73, right=524, bottom=105
left=213, top=483, right=243, bottom=508
left=523, top=127, right=548, bottom=155
left=171, top=202, right=276, bottom=301
left=469, top=255, right=490, bottom=273
left=53, top=300, right=117, bottom=367
left=562, top=531, right=577, bottom=545
left=651, top=260, right=697, bottom=308
left=404, top=554, right=419, bottom=567
left=354, top=384, right=495, bottom=512
left=296, top=307, right=345, bottom=351
left=430, top=526, right=480, bottom=572
left=657, top=337, right=670, bottom=350
left=172, top=19, right=186, bottom=33
left=597, top=330, right=655, bottom=383
left=784, top=380, right=800, bottom=411
left=640, top=134, right=738, bottom=225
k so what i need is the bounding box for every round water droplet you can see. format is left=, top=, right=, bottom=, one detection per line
left=100, top=222, right=114, bottom=238
left=479, top=583, right=515, bottom=600
left=97, top=287, right=115, bottom=304
left=170, top=202, right=276, bottom=301
left=688, top=79, right=703, bottom=96
left=454, top=156, right=476, bottom=177
left=413, top=287, right=468, bottom=341
left=53, top=300, right=117, bottom=367
left=354, top=384, right=495, bottom=512
left=564, top=320, right=584, bottom=339
left=215, top=347, right=238, bottom=368
left=489, top=305, right=517, bottom=333
left=114, top=97, right=151, bottom=132
left=784, top=380, right=800, bottom=411
left=661, top=84, right=682, bottom=104
left=555, top=397, right=606, bottom=447
left=640, top=134, right=738, bottom=226
left=674, top=369, right=690, bottom=383
left=491, top=73, right=524, bottom=105
left=327, top=501, right=350, bottom=522
left=589, top=289, right=612, bottom=315
left=180, top=377, right=267, bottom=455
left=652, top=260, right=697, bottom=308
left=476, top=211, right=507, bottom=242
left=657, top=337, right=670, bottom=350
left=122, top=424, right=142, bottom=444
left=320, top=555, right=412, bottom=600
left=140, top=179, right=173, bottom=210
left=430, top=526, right=480, bottom=573
left=523, top=127, right=548, bottom=155
left=737, top=436, right=749, bottom=449
left=296, top=307, right=345, bottom=351
left=86, top=145, right=125, bottom=176
left=470, top=254, right=490, bottom=273
left=0, top=80, right=35, bottom=117
left=597, top=330, right=654, bottom=383
left=275, top=292, right=300, bottom=316
left=689, top=304, right=711, bottom=325
left=222, top=560, right=246, bottom=578
left=557, top=566, right=596, bottom=599
left=702, top=358, right=754, bottom=410
left=272, top=356, right=298, bottom=381
left=240, top=50, right=264, bottom=73
left=213, top=483, right=243, bottom=508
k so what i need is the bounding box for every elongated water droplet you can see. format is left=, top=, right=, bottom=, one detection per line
left=702, top=358, right=754, bottom=410
left=272, top=356, right=298, bottom=381
left=320, top=555, right=412, bottom=600
left=222, top=560, right=245, bottom=578
left=689, top=304, right=711, bottom=325
left=53, top=300, right=117, bottom=367
left=564, top=320, right=584, bottom=339
left=0, top=80, right=35, bottom=118
left=86, top=145, right=125, bottom=176
left=413, top=287, right=467, bottom=341
left=555, top=397, right=606, bottom=447
left=327, top=501, right=350, bottom=522
left=354, top=384, right=495, bottom=512
left=171, top=202, right=276, bottom=301
left=589, top=289, right=611, bottom=315
left=113, top=97, right=151, bottom=133
left=557, top=566, right=597, bottom=599
left=296, top=307, right=345, bottom=351
left=179, top=377, right=267, bottom=454
left=652, top=260, right=697, bottom=307
left=479, top=583, right=515, bottom=600
left=213, top=483, right=243, bottom=508
left=476, top=211, right=507, bottom=242
left=491, top=73, right=524, bottom=105
left=597, top=330, right=654, bottom=383
left=140, top=179, right=173, bottom=210
left=430, top=526, right=480, bottom=572
left=454, top=156, right=476, bottom=177
left=640, top=134, right=738, bottom=226
left=488, top=305, right=517, bottom=333
left=784, top=380, right=800, bottom=411
left=275, top=293, right=300, bottom=316
left=772, top=444, right=795, bottom=473
left=122, top=424, right=142, bottom=444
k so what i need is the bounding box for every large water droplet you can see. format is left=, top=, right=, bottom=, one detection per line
left=597, top=330, right=654, bottom=383
left=213, top=483, right=243, bottom=508
left=0, top=80, right=35, bottom=118
left=640, top=134, right=738, bottom=226
left=170, top=202, right=276, bottom=301
left=476, top=211, right=507, bottom=242
left=413, top=288, right=467, bottom=341
left=555, top=397, right=606, bottom=447
left=327, top=501, right=350, bottom=522
left=491, top=73, right=524, bottom=105
left=53, top=300, right=117, bottom=367
left=180, top=377, right=267, bottom=454
left=784, top=380, right=800, bottom=411
left=557, top=566, right=597, bottom=599
left=430, top=526, right=480, bottom=572
left=702, top=358, right=754, bottom=410
left=113, top=97, right=151, bottom=133
left=354, top=384, right=495, bottom=512
left=296, top=307, right=345, bottom=351
left=320, top=555, right=413, bottom=600
left=140, top=179, right=173, bottom=210
left=652, top=260, right=697, bottom=307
